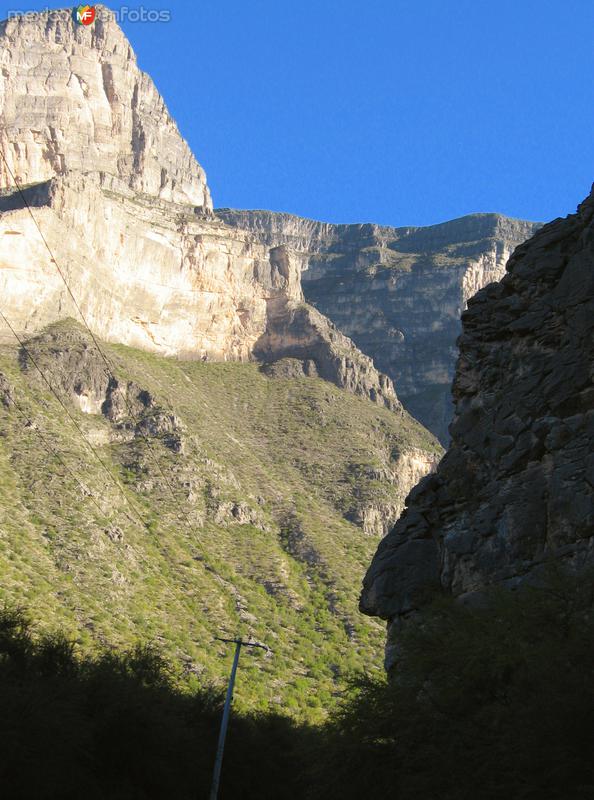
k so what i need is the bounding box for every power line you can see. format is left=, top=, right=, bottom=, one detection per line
left=0, top=312, right=243, bottom=629
left=0, top=158, right=262, bottom=630
left=0, top=358, right=202, bottom=623
left=0, top=310, right=151, bottom=533
left=3, top=384, right=114, bottom=526
left=0, top=152, right=195, bottom=532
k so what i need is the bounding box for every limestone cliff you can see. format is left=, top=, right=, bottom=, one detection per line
left=0, top=6, right=398, bottom=412
left=219, top=210, right=541, bottom=441
left=0, top=6, right=211, bottom=209
left=359, top=188, right=594, bottom=668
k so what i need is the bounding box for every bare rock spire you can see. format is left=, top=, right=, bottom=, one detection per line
left=0, top=5, right=212, bottom=210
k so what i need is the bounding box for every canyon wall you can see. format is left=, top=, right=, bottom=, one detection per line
left=359, top=187, right=594, bottom=669
left=0, top=6, right=211, bottom=209
left=219, top=210, right=541, bottom=441
left=0, top=6, right=399, bottom=412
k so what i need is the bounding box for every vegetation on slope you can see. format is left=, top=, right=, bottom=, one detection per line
left=1, top=568, right=592, bottom=799
left=314, top=567, right=594, bottom=800
left=0, top=319, right=440, bottom=720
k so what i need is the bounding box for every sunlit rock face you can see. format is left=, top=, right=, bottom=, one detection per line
left=0, top=173, right=298, bottom=360
left=218, top=210, right=541, bottom=442
left=360, top=187, right=594, bottom=669
left=0, top=6, right=399, bottom=411
left=0, top=5, right=211, bottom=209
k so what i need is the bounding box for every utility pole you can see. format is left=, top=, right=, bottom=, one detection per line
left=209, top=636, right=269, bottom=800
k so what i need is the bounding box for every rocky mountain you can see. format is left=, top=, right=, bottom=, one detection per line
left=219, top=210, right=541, bottom=442
left=0, top=6, right=445, bottom=716
left=0, top=7, right=211, bottom=209
left=0, top=6, right=398, bottom=412
left=0, top=6, right=542, bottom=440
left=360, top=187, right=594, bottom=669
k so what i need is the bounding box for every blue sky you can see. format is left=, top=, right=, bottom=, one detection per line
left=2, top=1, right=594, bottom=225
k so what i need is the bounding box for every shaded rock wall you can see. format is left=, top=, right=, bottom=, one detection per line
left=359, top=187, right=594, bottom=669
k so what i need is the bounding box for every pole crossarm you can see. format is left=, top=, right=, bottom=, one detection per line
left=214, top=636, right=270, bottom=652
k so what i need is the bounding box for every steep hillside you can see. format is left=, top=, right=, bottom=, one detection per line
left=0, top=5, right=443, bottom=719
left=0, top=320, right=440, bottom=717
left=219, top=209, right=541, bottom=441
left=360, top=188, right=594, bottom=669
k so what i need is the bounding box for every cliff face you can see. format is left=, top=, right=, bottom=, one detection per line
left=0, top=172, right=299, bottom=361
left=0, top=7, right=211, bottom=209
left=360, top=188, right=594, bottom=669
left=219, top=210, right=541, bottom=442
left=0, top=6, right=398, bottom=412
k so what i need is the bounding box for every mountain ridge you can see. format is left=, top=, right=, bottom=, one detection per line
left=0, top=5, right=212, bottom=210
left=0, top=6, right=400, bottom=413
left=0, top=6, right=445, bottom=715
left=219, top=208, right=542, bottom=441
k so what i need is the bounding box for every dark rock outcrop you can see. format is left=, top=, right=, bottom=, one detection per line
left=360, top=187, right=594, bottom=668
left=260, top=358, right=318, bottom=380
left=255, top=302, right=401, bottom=412
left=0, top=372, right=13, bottom=407
left=20, top=321, right=185, bottom=452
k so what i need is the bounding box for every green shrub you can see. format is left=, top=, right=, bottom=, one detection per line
left=310, top=568, right=594, bottom=800
left=2, top=567, right=594, bottom=799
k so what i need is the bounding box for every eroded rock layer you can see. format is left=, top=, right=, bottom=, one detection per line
left=360, top=187, right=594, bottom=668
left=219, top=210, right=541, bottom=441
